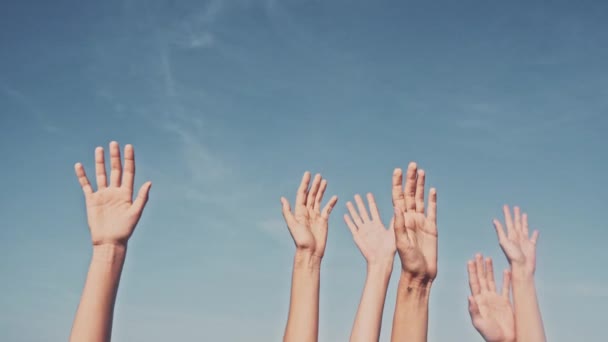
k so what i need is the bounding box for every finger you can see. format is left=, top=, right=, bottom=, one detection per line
left=354, top=194, right=370, bottom=223
left=321, top=195, right=338, bottom=219
left=493, top=219, right=508, bottom=243
left=501, top=269, right=511, bottom=298
left=314, top=179, right=328, bottom=211
left=344, top=214, right=358, bottom=235
left=392, top=168, right=405, bottom=210
left=367, top=193, right=382, bottom=223
left=346, top=201, right=364, bottom=225
left=475, top=254, right=488, bottom=292
left=514, top=206, right=522, bottom=237
left=95, top=147, right=107, bottom=189
left=109, top=141, right=122, bottom=187
left=468, top=296, right=481, bottom=320
left=281, top=197, right=297, bottom=227
left=531, top=230, right=539, bottom=245
left=485, top=257, right=497, bottom=292
left=404, top=162, right=418, bottom=212
left=393, top=207, right=410, bottom=242
left=522, top=212, right=530, bottom=239
left=427, top=188, right=437, bottom=223
left=74, top=163, right=93, bottom=195
left=294, top=171, right=311, bottom=217
left=295, top=171, right=311, bottom=206
left=503, top=205, right=516, bottom=239
left=306, top=174, right=322, bottom=209
left=122, top=144, right=135, bottom=193
left=415, top=169, right=426, bottom=213
left=467, top=260, right=481, bottom=295
left=131, top=181, right=152, bottom=214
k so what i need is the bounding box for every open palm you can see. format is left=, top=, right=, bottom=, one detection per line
left=75, top=142, right=151, bottom=246
left=468, top=255, right=515, bottom=342
left=493, top=205, right=539, bottom=274
left=392, top=163, right=438, bottom=280
left=281, top=172, right=338, bottom=258
left=344, top=193, right=395, bottom=264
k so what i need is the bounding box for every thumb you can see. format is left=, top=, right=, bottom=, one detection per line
left=131, top=181, right=152, bottom=214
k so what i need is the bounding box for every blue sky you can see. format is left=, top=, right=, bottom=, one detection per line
left=1, top=0, right=607, bottom=341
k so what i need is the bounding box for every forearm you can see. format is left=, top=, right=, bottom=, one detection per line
left=390, top=272, right=431, bottom=342
left=284, top=251, right=322, bottom=342
left=350, top=261, right=393, bottom=342
left=70, top=244, right=127, bottom=342
left=511, top=267, right=546, bottom=342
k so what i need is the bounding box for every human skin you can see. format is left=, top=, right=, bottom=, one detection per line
left=281, top=172, right=338, bottom=342
left=344, top=193, right=396, bottom=342
left=69, top=142, right=151, bottom=342
left=493, top=206, right=546, bottom=342
left=390, top=162, right=437, bottom=342
left=467, top=254, right=515, bottom=342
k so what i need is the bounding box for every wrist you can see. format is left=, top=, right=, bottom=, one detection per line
left=367, top=258, right=394, bottom=276
left=293, top=250, right=322, bottom=270
left=398, top=271, right=432, bottom=300
left=92, top=243, right=127, bottom=265
left=510, top=264, right=535, bottom=281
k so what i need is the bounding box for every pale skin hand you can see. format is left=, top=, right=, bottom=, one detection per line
left=345, top=193, right=395, bottom=342
left=390, top=162, right=437, bottom=342
left=467, top=255, right=515, bottom=342
left=75, top=143, right=152, bottom=246
left=494, top=206, right=546, bottom=342
left=281, top=172, right=338, bottom=342
left=70, top=142, right=151, bottom=342
left=493, top=205, right=539, bottom=276
left=345, top=193, right=396, bottom=265
left=281, top=172, right=338, bottom=258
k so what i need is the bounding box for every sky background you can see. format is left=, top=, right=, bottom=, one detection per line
left=1, top=0, right=607, bottom=341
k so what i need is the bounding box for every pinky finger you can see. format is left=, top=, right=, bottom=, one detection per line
left=321, top=195, right=338, bottom=219
left=74, top=163, right=93, bottom=195
left=344, top=214, right=358, bottom=235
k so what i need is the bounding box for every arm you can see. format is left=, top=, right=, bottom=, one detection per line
left=494, top=206, right=546, bottom=342
left=70, top=142, right=151, bottom=342
left=281, top=172, right=338, bottom=342
left=467, top=255, right=515, bottom=342
left=390, top=163, right=438, bottom=342
left=344, top=193, right=396, bottom=342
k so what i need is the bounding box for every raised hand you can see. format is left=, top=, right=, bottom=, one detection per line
left=392, top=162, right=438, bottom=282
left=467, top=255, right=515, bottom=342
left=493, top=206, right=539, bottom=275
left=281, top=172, right=338, bottom=258
left=74, top=141, right=151, bottom=246
left=345, top=193, right=396, bottom=265
left=70, top=141, right=151, bottom=342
